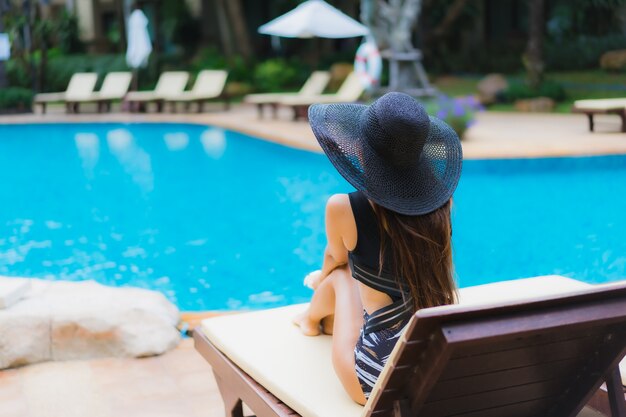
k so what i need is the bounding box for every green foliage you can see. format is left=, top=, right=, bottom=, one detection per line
left=161, top=0, right=201, bottom=56
left=0, top=87, right=33, bottom=111
left=55, top=11, right=84, bottom=54
left=49, top=55, right=129, bottom=91
left=545, top=35, right=626, bottom=70
left=191, top=47, right=228, bottom=72
left=190, top=47, right=252, bottom=82
left=502, top=80, right=566, bottom=102
left=253, top=58, right=303, bottom=92
left=8, top=54, right=129, bottom=92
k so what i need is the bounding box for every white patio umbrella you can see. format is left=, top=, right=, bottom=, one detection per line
left=258, top=0, right=369, bottom=39
left=126, top=9, right=152, bottom=69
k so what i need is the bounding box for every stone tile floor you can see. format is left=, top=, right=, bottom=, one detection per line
left=0, top=338, right=228, bottom=417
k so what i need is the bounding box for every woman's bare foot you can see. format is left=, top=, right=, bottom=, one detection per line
left=292, top=310, right=321, bottom=336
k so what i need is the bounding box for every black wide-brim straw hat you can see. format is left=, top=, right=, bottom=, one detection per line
left=309, top=92, right=463, bottom=216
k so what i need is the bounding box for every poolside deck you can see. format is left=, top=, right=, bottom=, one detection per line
left=1, top=103, right=625, bottom=159
left=0, top=338, right=227, bottom=417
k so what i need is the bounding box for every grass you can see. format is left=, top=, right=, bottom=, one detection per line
left=432, top=70, right=626, bottom=113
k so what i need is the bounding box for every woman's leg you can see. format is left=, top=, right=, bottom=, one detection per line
left=294, top=266, right=367, bottom=404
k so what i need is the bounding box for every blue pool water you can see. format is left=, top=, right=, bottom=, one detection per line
left=0, top=123, right=625, bottom=310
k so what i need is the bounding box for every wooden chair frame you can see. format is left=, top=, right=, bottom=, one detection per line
left=572, top=107, right=626, bottom=133
left=195, top=283, right=626, bottom=417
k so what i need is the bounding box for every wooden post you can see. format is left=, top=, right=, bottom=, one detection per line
left=606, top=368, right=626, bottom=417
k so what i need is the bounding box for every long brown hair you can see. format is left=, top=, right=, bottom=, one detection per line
left=371, top=200, right=457, bottom=312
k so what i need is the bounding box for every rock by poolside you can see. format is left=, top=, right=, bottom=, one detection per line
left=0, top=278, right=180, bottom=369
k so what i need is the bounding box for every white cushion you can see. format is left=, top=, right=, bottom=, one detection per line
left=574, top=98, right=626, bottom=110
left=200, top=276, right=608, bottom=417
left=202, top=303, right=362, bottom=417
left=458, top=275, right=591, bottom=306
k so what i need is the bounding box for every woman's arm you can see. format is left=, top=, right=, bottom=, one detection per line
left=318, top=194, right=357, bottom=281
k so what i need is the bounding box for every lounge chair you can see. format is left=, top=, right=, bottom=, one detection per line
left=125, top=71, right=189, bottom=112
left=164, top=70, right=229, bottom=113
left=194, top=276, right=626, bottom=417
left=279, top=72, right=365, bottom=120
left=33, top=73, right=98, bottom=114
left=572, top=99, right=626, bottom=133
left=67, top=72, right=133, bottom=113
left=245, top=71, right=331, bottom=119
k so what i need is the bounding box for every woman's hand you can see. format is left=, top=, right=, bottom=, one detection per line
left=303, top=270, right=323, bottom=290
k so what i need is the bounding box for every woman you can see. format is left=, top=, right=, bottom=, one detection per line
left=293, top=92, right=463, bottom=404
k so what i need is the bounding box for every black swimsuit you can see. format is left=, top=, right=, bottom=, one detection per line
left=348, top=191, right=412, bottom=398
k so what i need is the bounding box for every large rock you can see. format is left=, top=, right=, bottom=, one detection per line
left=600, top=49, right=626, bottom=71
left=0, top=279, right=180, bottom=369
left=477, top=73, right=508, bottom=104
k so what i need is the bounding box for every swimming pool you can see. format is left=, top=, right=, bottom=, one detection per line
left=0, top=123, right=624, bottom=310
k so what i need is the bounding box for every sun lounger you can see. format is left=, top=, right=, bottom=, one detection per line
left=33, top=73, right=98, bottom=114
left=194, top=276, right=626, bottom=417
left=572, top=99, right=626, bottom=133
left=245, top=71, right=331, bottom=118
left=164, top=70, right=229, bottom=113
left=125, top=71, right=190, bottom=112
left=65, top=72, right=133, bottom=113
left=279, top=72, right=365, bottom=120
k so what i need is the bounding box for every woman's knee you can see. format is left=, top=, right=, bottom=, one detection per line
left=328, top=265, right=354, bottom=288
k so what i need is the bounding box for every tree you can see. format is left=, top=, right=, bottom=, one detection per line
left=225, top=0, right=252, bottom=61
left=213, top=0, right=253, bottom=61
left=525, top=0, right=545, bottom=89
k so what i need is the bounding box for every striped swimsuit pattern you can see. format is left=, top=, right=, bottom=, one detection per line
left=354, top=311, right=409, bottom=398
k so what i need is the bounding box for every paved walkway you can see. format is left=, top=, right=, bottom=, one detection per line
left=2, top=103, right=625, bottom=158
left=0, top=338, right=228, bottom=417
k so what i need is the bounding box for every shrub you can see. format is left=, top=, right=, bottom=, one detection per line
left=48, top=54, right=129, bottom=91
left=253, top=58, right=304, bottom=92
left=426, top=95, right=483, bottom=138
left=8, top=54, right=130, bottom=92
left=545, top=35, right=626, bottom=71
left=0, top=87, right=34, bottom=112
left=190, top=47, right=253, bottom=83
left=502, top=80, right=566, bottom=102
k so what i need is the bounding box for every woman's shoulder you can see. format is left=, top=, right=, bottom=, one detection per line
left=326, top=194, right=358, bottom=251
left=326, top=194, right=356, bottom=228
left=326, top=193, right=351, bottom=215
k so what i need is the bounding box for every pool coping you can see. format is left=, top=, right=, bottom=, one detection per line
left=1, top=106, right=626, bottom=160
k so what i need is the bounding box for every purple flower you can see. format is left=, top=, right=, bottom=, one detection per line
left=453, top=102, right=465, bottom=117
left=466, top=95, right=479, bottom=107
left=437, top=109, right=448, bottom=119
